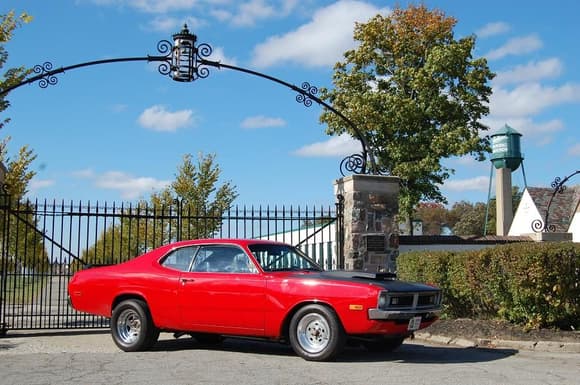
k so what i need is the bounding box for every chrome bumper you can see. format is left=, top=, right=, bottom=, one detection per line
left=368, top=307, right=441, bottom=320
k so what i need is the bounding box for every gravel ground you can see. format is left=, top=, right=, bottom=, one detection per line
left=425, top=318, right=580, bottom=343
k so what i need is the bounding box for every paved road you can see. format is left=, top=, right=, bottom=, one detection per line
left=1, top=331, right=579, bottom=385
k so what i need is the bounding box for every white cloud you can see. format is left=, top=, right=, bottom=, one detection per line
left=138, top=105, right=194, bottom=132
left=71, top=169, right=95, bottom=178
left=476, top=21, right=510, bottom=38
left=251, top=0, right=389, bottom=68
left=482, top=117, right=564, bottom=137
left=231, top=0, right=277, bottom=26
left=443, top=176, right=489, bottom=192
left=294, top=134, right=361, bottom=157
left=29, top=179, right=55, bottom=191
left=92, top=0, right=199, bottom=14
left=95, top=171, right=170, bottom=199
left=211, top=0, right=299, bottom=27
left=241, top=115, right=286, bottom=129
left=493, top=58, right=563, bottom=86
left=208, top=46, right=237, bottom=66
left=490, top=83, right=580, bottom=118
left=145, top=15, right=206, bottom=32
left=486, top=34, right=542, bottom=60
left=568, top=143, right=580, bottom=156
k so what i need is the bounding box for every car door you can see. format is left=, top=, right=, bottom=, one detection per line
left=177, top=244, right=267, bottom=335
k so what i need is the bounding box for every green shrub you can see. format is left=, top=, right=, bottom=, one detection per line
left=397, top=242, right=580, bottom=329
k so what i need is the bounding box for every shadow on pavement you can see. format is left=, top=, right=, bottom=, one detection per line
left=2, top=329, right=110, bottom=339
left=150, top=336, right=517, bottom=364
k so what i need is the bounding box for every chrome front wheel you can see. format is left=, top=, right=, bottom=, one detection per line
left=289, top=304, right=345, bottom=361
left=296, top=312, right=331, bottom=354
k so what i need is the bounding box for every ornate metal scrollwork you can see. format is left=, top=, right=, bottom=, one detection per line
left=154, top=40, right=173, bottom=76
left=33, top=62, right=58, bottom=88
left=296, top=82, right=318, bottom=107
left=532, top=170, right=580, bottom=233
left=340, top=153, right=366, bottom=176
left=0, top=26, right=382, bottom=179
left=194, top=43, right=213, bottom=79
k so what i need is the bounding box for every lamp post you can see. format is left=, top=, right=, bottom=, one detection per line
left=1, top=25, right=380, bottom=176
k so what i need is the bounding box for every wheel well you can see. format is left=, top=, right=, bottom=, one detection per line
left=281, top=301, right=343, bottom=341
left=112, top=293, right=148, bottom=312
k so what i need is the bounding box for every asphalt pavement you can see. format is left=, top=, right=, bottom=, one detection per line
left=1, top=330, right=579, bottom=385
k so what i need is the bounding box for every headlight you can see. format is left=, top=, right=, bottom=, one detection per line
left=378, top=292, right=388, bottom=309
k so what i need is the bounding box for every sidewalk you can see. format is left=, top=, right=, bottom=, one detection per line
left=414, top=331, right=580, bottom=353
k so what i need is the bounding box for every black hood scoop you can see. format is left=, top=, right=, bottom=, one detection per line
left=321, top=270, right=397, bottom=281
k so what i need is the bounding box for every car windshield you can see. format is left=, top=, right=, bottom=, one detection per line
left=248, top=244, right=323, bottom=272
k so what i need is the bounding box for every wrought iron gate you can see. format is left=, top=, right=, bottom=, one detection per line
left=0, top=192, right=343, bottom=333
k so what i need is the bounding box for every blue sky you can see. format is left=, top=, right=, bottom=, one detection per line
left=2, top=0, right=579, bottom=208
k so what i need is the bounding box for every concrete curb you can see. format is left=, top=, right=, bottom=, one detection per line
left=414, top=332, right=580, bottom=353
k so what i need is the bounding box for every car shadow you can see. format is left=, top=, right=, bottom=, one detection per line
left=151, top=336, right=518, bottom=364
left=3, top=329, right=110, bottom=339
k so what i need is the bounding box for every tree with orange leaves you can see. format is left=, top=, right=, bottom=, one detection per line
left=320, top=5, right=494, bottom=228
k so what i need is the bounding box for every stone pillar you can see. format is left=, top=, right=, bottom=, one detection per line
left=334, top=175, right=400, bottom=272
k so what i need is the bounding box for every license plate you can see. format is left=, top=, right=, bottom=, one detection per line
left=407, top=316, right=422, bottom=331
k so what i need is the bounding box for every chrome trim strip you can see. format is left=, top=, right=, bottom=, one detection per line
left=368, top=308, right=442, bottom=320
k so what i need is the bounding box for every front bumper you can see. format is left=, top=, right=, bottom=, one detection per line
left=368, top=307, right=441, bottom=320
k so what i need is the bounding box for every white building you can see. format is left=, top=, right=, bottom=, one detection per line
left=509, top=186, right=580, bottom=242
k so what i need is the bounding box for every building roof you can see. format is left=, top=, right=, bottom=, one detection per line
left=527, top=185, right=580, bottom=232
left=399, top=235, right=531, bottom=245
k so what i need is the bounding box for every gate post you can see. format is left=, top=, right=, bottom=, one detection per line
left=334, top=175, right=400, bottom=272
left=0, top=163, right=9, bottom=334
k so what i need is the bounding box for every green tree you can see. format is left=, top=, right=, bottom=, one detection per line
left=1, top=11, right=32, bottom=130
left=449, top=200, right=488, bottom=236
left=0, top=11, right=48, bottom=273
left=413, top=202, right=448, bottom=235
left=320, top=5, right=494, bottom=229
left=79, top=153, right=238, bottom=266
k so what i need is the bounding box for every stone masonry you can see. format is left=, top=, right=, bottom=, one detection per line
left=334, top=175, right=400, bottom=271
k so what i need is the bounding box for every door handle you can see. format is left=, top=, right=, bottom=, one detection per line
left=180, top=278, right=195, bottom=285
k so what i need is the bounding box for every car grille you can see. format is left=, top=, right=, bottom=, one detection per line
left=381, top=291, right=442, bottom=310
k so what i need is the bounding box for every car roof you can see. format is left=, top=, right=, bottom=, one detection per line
left=169, top=238, right=290, bottom=248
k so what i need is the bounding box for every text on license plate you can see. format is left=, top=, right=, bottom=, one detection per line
left=407, top=316, right=422, bottom=331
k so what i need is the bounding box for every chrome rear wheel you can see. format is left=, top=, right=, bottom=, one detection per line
left=111, top=299, right=159, bottom=352
left=115, top=308, right=142, bottom=345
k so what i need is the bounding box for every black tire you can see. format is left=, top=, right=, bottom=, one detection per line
left=288, top=304, right=345, bottom=361
left=111, top=299, right=159, bottom=352
left=363, top=336, right=405, bottom=352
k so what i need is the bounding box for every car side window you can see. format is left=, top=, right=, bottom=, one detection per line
left=160, top=246, right=198, bottom=271
left=191, top=245, right=257, bottom=273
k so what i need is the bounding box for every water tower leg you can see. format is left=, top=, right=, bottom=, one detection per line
left=496, top=167, right=513, bottom=236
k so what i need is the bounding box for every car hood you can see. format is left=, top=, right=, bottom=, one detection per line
left=308, top=270, right=438, bottom=292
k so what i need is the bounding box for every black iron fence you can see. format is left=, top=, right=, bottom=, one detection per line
left=0, top=193, right=343, bottom=333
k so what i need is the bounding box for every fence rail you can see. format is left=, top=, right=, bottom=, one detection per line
left=1, top=196, right=342, bottom=332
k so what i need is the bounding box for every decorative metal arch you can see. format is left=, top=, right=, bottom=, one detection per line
left=0, top=25, right=380, bottom=176
left=531, top=170, right=580, bottom=233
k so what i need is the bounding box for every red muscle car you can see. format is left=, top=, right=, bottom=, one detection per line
left=68, top=239, right=441, bottom=361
